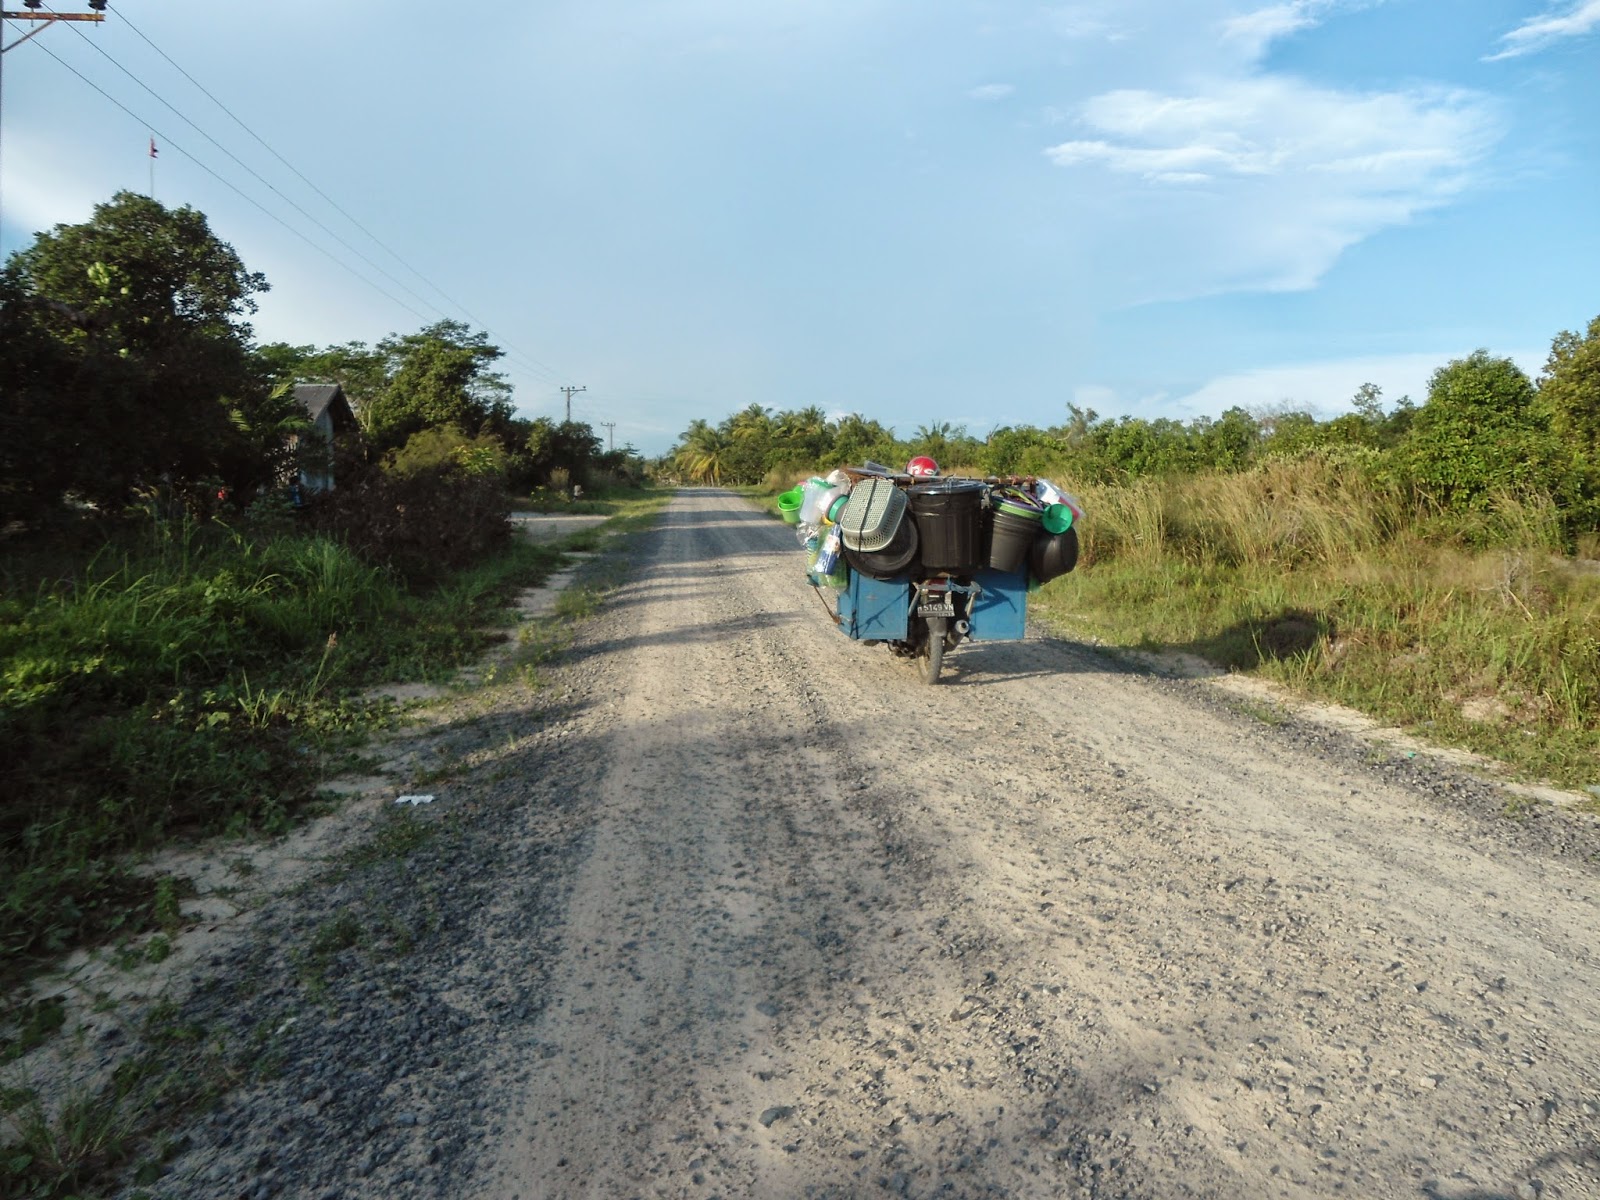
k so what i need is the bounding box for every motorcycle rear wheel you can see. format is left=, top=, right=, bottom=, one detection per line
left=918, top=616, right=946, bottom=685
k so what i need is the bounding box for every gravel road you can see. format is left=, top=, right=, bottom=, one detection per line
left=136, top=487, right=1600, bottom=1200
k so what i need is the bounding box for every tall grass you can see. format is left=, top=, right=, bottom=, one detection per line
left=0, top=517, right=563, bottom=984
left=1032, top=454, right=1600, bottom=788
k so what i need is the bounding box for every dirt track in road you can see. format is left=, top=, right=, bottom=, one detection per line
left=109, top=486, right=1600, bottom=1200
left=469, top=487, right=1600, bottom=1199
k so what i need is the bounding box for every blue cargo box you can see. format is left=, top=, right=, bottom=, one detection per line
left=967, top=568, right=1027, bottom=641
left=835, top=572, right=910, bottom=640
left=835, top=568, right=1028, bottom=642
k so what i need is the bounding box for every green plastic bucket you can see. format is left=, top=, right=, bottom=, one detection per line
left=1041, top=503, right=1074, bottom=534
left=777, top=488, right=804, bottom=523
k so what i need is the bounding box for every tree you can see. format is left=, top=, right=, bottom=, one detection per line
left=1351, top=382, right=1385, bottom=425
left=983, top=426, right=1060, bottom=475
left=673, top=419, right=733, bottom=484
left=525, top=417, right=603, bottom=487
left=774, top=406, right=832, bottom=464
left=1537, top=314, right=1600, bottom=525
left=360, top=320, right=512, bottom=451
left=829, top=413, right=897, bottom=468
left=721, top=403, right=774, bottom=483
left=1196, top=407, right=1261, bottom=472
left=0, top=191, right=285, bottom=517
left=911, top=421, right=960, bottom=465
left=1399, top=350, right=1562, bottom=512
left=255, top=339, right=387, bottom=418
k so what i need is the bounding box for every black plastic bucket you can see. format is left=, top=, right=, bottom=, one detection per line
left=987, top=504, right=1041, bottom=573
left=908, top=480, right=987, bottom=573
left=844, top=517, right=921, bottom=580
left=1028, top=527, right=1079, bottom=584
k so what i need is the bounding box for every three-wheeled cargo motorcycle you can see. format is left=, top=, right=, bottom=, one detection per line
left=790, top=469, right=1079, bottom=684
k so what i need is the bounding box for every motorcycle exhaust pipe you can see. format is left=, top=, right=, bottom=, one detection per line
left=955, top=619, right=970, bottom=636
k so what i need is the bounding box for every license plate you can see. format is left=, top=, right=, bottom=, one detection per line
left=917, top=602, right=955, bottom=617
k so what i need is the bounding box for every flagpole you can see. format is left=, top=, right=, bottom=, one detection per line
left=148, top=133, right=154, bottom=198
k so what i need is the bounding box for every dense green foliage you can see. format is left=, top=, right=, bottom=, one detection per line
left=3, top=191, right=644, bottom=528
left=307, top=450, right=513, bottom=584
left=260, top=320, right=515, bottom=454
left=1026, top=459, right=1599, bottom=788
left=667, top=322, right=1600, bottom=543
left=0, top=193, right=300, bottom=522
left=0, top=188, right=653, bottom=994
left=0, top=516, right=566, bottom=985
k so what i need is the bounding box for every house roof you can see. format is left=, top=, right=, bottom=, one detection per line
left=294, top=383, right=343, bottom=423
left=293, top=383, right=359, bottom=432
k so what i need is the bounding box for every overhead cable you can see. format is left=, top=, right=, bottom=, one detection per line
left=25, top=36, right=436, bottom=325
left=105, top=3, right=573, bottom=388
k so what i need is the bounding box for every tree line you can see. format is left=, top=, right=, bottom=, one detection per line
left=1, top=190, right=640, bottom=528
left=668, top=330, right=1600, bottom=539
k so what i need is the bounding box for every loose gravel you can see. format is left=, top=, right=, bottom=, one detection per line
left=87, top=487, right=1600, bottom=1200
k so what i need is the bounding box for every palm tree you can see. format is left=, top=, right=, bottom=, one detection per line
left=728, top=403, right=773, bottom=442
left=674, top=419, right=732, bottom=484
left=912, top=421, right=959, bottom=463
left=776, top=405, right=830, bottom=460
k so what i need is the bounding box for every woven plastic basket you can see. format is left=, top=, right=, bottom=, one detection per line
left=837, top=478, right=908, bottom=552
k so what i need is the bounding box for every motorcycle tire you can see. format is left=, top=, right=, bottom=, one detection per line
left=919, top=615, right=946, bottom=685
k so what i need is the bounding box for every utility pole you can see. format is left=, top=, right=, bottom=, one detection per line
left=600, top=422, right=616, bottom=452
left=1, top=3, right=108, bottom=254
left=2, top=2, right=106, bottom=54
left=559, top=385, right=585, bottom=422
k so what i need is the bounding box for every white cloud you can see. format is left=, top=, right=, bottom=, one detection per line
left=968, top=83, right=1015, bottom=101
left=0, top=137, right=120, bottom=255
left=1170, top=350, right=1545, bottom=417
left=1044, top=76, right=1500, bottom=297
left=1045, top=4, right=1124, bottom=40
left=1219, top=2, right=1325, bottom=59
left=1072, top=384, right=1120, bottom=412
left=1486, top=0, right=1600, bottom=60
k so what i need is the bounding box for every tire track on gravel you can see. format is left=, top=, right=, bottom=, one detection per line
left=482, top=487, right=1600, bottom=1200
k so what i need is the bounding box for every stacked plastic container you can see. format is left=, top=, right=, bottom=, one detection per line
left=793, top=471, right=1082, bottom=589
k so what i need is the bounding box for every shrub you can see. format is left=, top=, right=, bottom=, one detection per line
left=1397, top=351, right=1565, bottom=515
left=309, top=459, right=511, bottom=584
left=387, top=424, right=509, bottom=479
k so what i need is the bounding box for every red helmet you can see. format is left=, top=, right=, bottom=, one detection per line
left=906, top=456, right=940, bottom=478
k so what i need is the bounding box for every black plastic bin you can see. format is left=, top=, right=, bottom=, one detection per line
left=908, top=480, right=988, bottom=574
left=987, top=500, right=1042, bottom=573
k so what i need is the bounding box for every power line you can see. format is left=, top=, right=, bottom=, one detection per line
left=53, top=10, right=474, bottom=335
left=13, top=10, right=576, bottom=410
left=23, top=35, right=437, bottom=324
left=21, top=18, right=567, bottom=398
left=104, top=3, right=573, bottom=388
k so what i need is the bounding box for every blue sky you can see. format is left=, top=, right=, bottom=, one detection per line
left=2, top=1, right=1597, bottom=455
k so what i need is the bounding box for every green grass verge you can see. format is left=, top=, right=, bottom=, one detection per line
left=511, top=481, right=665, bottom=517
left=1029, top=465, right=1600, bottom=795
left=0, top=518, right=566, bottom=996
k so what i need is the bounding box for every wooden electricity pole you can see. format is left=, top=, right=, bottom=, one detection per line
left=600, top=422, right=616, bottom=451
left=560, top=385, right=586, bottom=422
left=2, top=3, right=106, bottom=54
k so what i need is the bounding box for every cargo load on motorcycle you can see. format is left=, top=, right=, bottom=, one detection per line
left=778, top=460, right=1082, bottom=684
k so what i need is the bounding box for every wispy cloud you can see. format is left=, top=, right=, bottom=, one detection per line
left=1219, top=2, right=1329, bottom=59
left=1485, top=0, right=1600, bottom=60
left=1044, top=4, right=1125, bottom=41
left=1171, top=350, right=1545, bottom=417
left=1049, top=80, right=1490, bottom=185
left=1044, top=74, right=1500, bottom=297
left=968, top=83, right=1015, bottom=101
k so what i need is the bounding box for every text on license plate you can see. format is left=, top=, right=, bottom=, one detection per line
left=917, top=603, right=955, bottom=617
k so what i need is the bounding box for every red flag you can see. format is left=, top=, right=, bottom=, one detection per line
left=149, top=137, right=158, bottom=159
